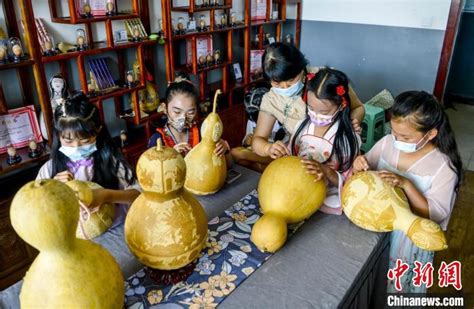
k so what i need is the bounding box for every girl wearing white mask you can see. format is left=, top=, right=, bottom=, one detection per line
left=148, top=73, right=230, bottom=158
left=274, top=68, right=360, bottom=215
left=352, top=91, right=463, bottom=293
left=252, top=43, right=365, bottom=159
left=37, top=91, right=140, bottom=227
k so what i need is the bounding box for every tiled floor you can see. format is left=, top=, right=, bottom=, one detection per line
left=446, top=103, right=474, bottom=171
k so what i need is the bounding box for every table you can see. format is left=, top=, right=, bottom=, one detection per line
left=0, top=165, right=389, bottom=308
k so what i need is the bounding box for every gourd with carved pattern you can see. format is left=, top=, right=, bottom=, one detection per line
left=65, top=180, right=115, bottom=240
left=184, top=90, right=227, bottom=195
left=10, top=179, right=124, bottom=308
left=125, top=140, right=208, bottom=270
left=251, top=156, right=327, bottom=252
left=342, top=171, right=447, bottom=251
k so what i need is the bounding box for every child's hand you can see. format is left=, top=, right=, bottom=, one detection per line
left=301, top=159, right=325, bottom=182
left=214, top=139, right=230, bottom=156
left=54, top=170, right=74, bottom=183
left=265, top=141, right=290, bottom=159
left=243, top=134, right=253, bottom=147
left=174, top=143, right=192, bottom=156
left=377, top=171, right=407, bottom=189
left=351, top=118, right=362, bottom=134
left=353, top=155, right=369, bottom=173
left=90, top=188, right=109, bottom=208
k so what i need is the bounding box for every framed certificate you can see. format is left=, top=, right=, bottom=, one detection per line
left=186, top=35, right=213, bottom=66
left=0, top=106, right=43, bottom=154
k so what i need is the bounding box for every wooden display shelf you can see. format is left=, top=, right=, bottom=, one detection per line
left=171, top=5, right=232, bottom=12
left=0, top=59, right=35, bottom=71
left=41, top=40, right=155, bottom=63
left=251, top=19, right=284, bottom=26
left=0, top=146, right=49, bottom=179
left=124, top=110, right=164, bottom=125
left=51, top=13, right=140, bottom=24
left=197, top=61, right=229, bottom=73
left=89, top=85, right=146, bottom=103
left=172, top=24, right=248, bottom=41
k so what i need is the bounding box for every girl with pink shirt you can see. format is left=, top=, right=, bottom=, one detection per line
left=37, top=92, right=140, bottom=228
left=352, top=91, right=463, bottom=293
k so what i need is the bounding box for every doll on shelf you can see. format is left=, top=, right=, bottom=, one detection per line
left=40, top=74, right=68, bottom=140
left=6, top=144, right=22, bottom=165
left=28, top=139, right=43, bottom=158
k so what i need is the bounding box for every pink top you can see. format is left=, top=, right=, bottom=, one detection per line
left=37, top=159, right=141, bottom=227
left=365, top=135, right=457, bottom=230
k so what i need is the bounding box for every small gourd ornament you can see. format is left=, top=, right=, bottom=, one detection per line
left=342, top=171, right=447, bottom=251
left=125, top=140, right=208, bottom=270
left=65, top=180, right=115, bottom=239
left=184, top=90, right=227, bottom=195
left=10, top=179, right=124, bottom=308
left=251, top=156, right=327, bottom=252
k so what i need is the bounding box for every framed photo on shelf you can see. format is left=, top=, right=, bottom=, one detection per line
left=232, top=63, right=243, bottom=81
left=0, top=105, right=43, bottom=154
left=186, top=35, right=213, bottom=66
left=90, top=0, right=108, bottom=16
left=250, top=49, right=265, bottom=74
left=251, top=0, right=266, bottom=21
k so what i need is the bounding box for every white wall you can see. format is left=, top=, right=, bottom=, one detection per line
left=302, top=0, right=451, bottom=30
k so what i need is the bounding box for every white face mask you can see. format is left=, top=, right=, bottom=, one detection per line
left=272, top=80, right=304, bottom=98
left=393, top=133, right=430, bottom=153
left=59, top=142, right=97, bottom=161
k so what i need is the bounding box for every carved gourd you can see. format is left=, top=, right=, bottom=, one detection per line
left=184, top=90, right=227, bottom=195
left=125, top=140, right=208, bottom=270
left=341, top=171, right=447, bottom=251
left=65, top=180, right=115, bottom=239
left=10, top=179, right=124, bottom=308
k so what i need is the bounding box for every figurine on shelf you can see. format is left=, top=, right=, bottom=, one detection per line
left=199, top=99, right=211, bottom=115
left=40, top=74, right=68, bottom=139
left=211, top=0, right=219, bottom=6
left=206, top=53, right=214, bottom=67
left=76, top=29, right=88, bottom=51
left=230, top=12, right=238, bottom=27
left=158, top=19, right=165, bottom=37
left=120, top=130, right=128, bottom=147
left=28, top=139, right=43, bottom=158
left=201, top=0, right=209, bottom=7
left=177, top=17, right=186, bottom=35
left=132, top=25, right=142, bottom=42
left=6, top=144, right=22, bottom=165
left=253, top=33, right=260, bottom=47
left=213, top=50, right=222, bottom=65
left=197, top=15, right=207, bottom=32
left=106, top=0, right=116, bottom=16
left=218, top=13, right=227, bottom=29
left=0, top=41, right=8, bottom=64
left=42, top=36, right=56, bottom=57
left=81, top=0, right=93, bottom=18
left=125, top=70, right=136, bottom=88
left=8, top=37, right=24, bottom=63
left=49, top=74, right=68, bottom=111
left=198, top=55, right=207, bottom=69
left=187, top=17, right=197, bottom=33
left=285, top=33, right=293, bottom=45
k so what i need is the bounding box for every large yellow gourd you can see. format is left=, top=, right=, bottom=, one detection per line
left=342, top=171, right=447, bottom=251
left=65, top=180, right=115, bottom=239
left=10, top=180, right=124, bottom=308
left=184, top=90, right=227, bottom=195
left=251, top=156, right=327, bottom=252
left=125, top=140, right=208, bottom=270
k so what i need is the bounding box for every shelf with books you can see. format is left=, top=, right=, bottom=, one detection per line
left=89, top=85, right=146, bottom=103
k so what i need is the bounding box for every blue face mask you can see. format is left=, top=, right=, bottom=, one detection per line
left=272, top=80, right=304, bottom=98
left=59, top=142, right=97, bottom=161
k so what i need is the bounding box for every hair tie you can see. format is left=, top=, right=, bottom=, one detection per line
left=336, top=85, right=348, bottom=109
left=169, top=75, right=195, bottom=87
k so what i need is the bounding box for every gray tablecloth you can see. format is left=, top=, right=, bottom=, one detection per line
left=0, top=165, right=388, bottom=308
